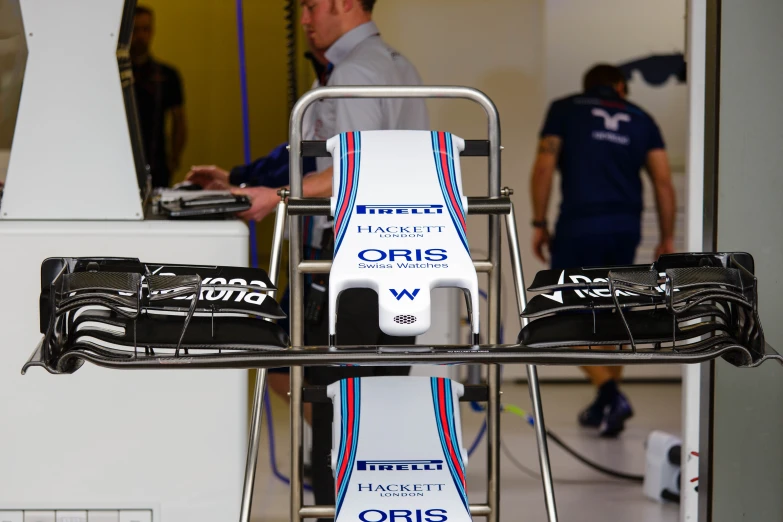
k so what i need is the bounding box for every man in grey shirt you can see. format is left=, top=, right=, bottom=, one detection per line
left=232, top=1, right=429, bottom=229
left=187, top=0, right=430, bottom=513
left=187, top=1, right=428, bottom=250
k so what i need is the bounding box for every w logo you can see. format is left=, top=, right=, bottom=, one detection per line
left=390, top=288, right=420, bottom=301
left=591, top=108, right=631, bottom=131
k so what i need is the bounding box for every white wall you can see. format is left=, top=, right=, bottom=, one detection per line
left=545, top=0, right=688, bottom=165
left=376, top=0, right=689, bottom=381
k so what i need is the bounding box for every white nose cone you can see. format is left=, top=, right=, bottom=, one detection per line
left=378, top=285, right=432, bottom=336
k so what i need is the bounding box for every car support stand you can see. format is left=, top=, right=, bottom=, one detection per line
left=254, top=85, right=560, bottom=522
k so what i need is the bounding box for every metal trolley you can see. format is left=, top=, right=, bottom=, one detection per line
left=239, top=86, right=559, bottom=522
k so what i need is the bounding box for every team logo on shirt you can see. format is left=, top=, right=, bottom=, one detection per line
left=591, top=108, right=631, bottom=130
left=591, top=108, right=631, bottom=145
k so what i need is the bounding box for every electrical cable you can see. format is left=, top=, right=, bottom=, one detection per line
left=469, top=401, right=644, bottom=484
left=546, top=429, right=644, bottom=483
left=264, top=391, right=314, bottom=492
left=234, top=0, right=281, bottom=499
left=502, top=403, right=644, bottom=483
left=467, top=418, right=487, bottom=457
left=499, top=436, right=622, bottom=485
left=283, top=0, right=298, bottom=113
left=234, top=0, right=258, bottom=269
left=499, top=436, right=545, bottom=480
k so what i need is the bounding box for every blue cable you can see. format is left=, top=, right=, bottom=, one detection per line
left=235, top=0, right=296, bottom=495
left=265, top=391, right=314, bottom=492
left=468, top=289, right=505, bottom=447
left=468, top=418, right=488, bottom=455
left=235, top=0, right=259, bottom=268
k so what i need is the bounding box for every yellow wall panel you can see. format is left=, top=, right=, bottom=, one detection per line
left=139, top=0, right=297, bottom=267
left=140, top=0, right=291, bottom=183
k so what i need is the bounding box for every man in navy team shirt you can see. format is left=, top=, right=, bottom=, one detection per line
left=529, top=64, right=676, bottom=437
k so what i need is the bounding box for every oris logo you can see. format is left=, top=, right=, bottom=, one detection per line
left=359, top=508, right=449, bottom=522
left=358, top=249, right=447, bottom=262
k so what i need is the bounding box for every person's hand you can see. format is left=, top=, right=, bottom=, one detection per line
left=654, top=237, right=675, bottom=259
left=233, top=186, right=281, bottom=222
left=532, top=227, right=550, bottom=263
left=186, top=165, right=230, bottom=190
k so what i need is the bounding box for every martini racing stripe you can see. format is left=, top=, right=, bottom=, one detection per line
left=334, top=132, right=362, bottom=254
left=430, top=377, right=469, bottom=513
left=335, top=377, right=361, bottom=518
left=431, top=131, right=469, bottom=254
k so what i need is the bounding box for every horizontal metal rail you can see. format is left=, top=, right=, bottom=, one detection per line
left=302, top=384, right=489, bottom=403
left=301, top=139, right=492, bottom=158
left=286, top=196, right=511, bottom=216
left=300, top=504, right=492, bottom=518
left=44, top=341, right=776, bottom=373
left=298, top=259, right=493, bottom=274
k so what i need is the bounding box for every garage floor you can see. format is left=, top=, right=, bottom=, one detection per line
left=251, top=381, right=682, bottom=522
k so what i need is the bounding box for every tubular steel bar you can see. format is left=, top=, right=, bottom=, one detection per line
left=300, top=504, right=493, bottom=519
left=238, top=196, right=287, bottom=522
left=239, top=368, right=267, bottom=522
left=303, top=384, right=489, bottom=403
left=55, top=342, right=774, bottom=371
left=301, top=139, right=491, bottom=158
left=286, top=196, right=512, bottom=216
left=298, top=259, right=494, bottom=274
left=504, top=200, right=558, bottom=521
left=284, top=85, right=541, bottom=522
left=289, top=86, right=501, bottom=195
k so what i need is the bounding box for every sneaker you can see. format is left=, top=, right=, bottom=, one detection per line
left=598, top=393, right=634, bottom=438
